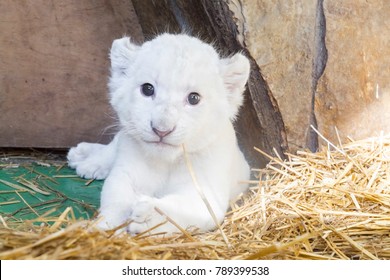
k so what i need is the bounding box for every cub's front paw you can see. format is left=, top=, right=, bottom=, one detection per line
left=128, top=197, right=168, bottom=235
left=67, top=142, right=111, bottom=180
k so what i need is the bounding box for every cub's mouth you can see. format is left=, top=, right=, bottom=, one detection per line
left=143, top=140, right=179, bottom=148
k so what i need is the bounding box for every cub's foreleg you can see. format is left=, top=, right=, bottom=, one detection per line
left=127, top=189, right=227, bottom=235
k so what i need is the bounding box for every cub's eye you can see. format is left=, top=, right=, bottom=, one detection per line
left=187, top=92, right=201, bottom=105
left=141, top=83, right=155, bottom=97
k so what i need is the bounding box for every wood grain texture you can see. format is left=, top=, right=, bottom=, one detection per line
left=0, top=0, right=143, bottom=147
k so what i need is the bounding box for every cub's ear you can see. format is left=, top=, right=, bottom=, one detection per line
left=110, top=37, right=140, bottom=76
left=220, top=53, right=250, bottom=120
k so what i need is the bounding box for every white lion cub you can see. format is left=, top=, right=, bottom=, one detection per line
left=67, top=33, right=250, bottom=234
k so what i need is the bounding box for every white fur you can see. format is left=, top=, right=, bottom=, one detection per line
left=67, top=33, right=250, bottom=234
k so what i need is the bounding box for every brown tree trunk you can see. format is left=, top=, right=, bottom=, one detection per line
left=131, top=0, right=288, bottom=168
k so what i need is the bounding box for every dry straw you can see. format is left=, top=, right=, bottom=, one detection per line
left=1, top=135, right=390, bottom=259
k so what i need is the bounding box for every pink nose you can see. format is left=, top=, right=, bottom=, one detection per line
left=152, top=127, right=174, bottom=138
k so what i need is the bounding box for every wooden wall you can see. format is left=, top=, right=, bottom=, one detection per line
left=0, top=0, right=289, bottom=168
left=0, top=0, right=143, bottom=147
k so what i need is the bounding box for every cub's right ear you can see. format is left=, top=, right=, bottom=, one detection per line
left=110, top=37, right=140, bottom=76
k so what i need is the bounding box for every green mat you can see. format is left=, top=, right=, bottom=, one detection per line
left=0, top=163, right=102, bottom=222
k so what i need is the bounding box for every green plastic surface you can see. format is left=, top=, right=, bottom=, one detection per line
left=0, top=163, right=102, bottom=222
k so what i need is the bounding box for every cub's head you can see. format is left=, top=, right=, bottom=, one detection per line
left=109, top=33, right=250, bottom=160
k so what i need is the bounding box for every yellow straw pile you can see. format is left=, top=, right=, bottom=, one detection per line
left=1, top=136, right=390, bottom=259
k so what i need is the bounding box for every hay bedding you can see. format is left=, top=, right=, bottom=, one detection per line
left=1, top=136, right=390, bottom=260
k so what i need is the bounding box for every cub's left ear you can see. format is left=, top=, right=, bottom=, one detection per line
left=219, top=53, right=250, bottom=120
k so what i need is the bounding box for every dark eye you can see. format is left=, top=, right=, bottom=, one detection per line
left=141, top=83, right=154, bottom=97
left=187, top=92, right=201, bottom=105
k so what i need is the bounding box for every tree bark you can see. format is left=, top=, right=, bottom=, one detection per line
left=131, top=0, right=288, bottom=168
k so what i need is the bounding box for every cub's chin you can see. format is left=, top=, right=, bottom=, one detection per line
left=140, top=139, right=183, bottom=162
